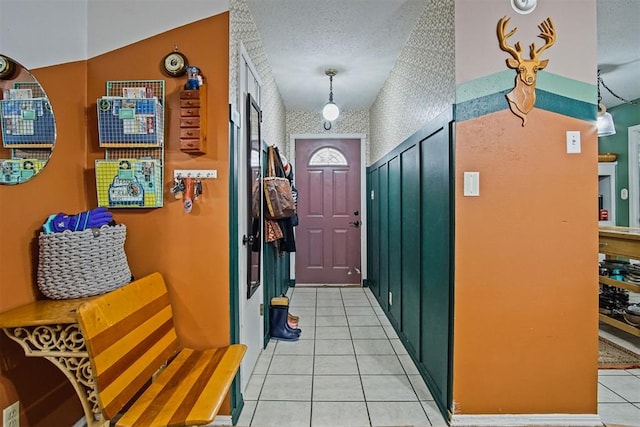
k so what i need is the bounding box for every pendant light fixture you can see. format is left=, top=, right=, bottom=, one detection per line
left=597, top=69, right=616, bottom=137
left=322, top=69, right=340, bottom=122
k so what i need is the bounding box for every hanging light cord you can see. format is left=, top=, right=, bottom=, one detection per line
left=328, top=75, right=334, bottom=103
left=599, top=69, right=639, bottom=105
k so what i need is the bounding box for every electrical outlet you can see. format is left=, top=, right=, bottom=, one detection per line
left=3, top=401, right=19, bottom=427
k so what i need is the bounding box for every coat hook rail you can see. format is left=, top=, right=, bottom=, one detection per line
left=173, top=169, right=217, bottom=179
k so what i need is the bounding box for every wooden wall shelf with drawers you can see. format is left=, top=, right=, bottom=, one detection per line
left=599, top=226, right=640, bottom=337
left=179, top=84, right=207, bottom=154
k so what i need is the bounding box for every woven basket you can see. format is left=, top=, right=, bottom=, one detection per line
left=37, top=224, right=132, bottom=300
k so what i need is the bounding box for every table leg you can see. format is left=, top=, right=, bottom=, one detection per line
left=3, top=325, right=108, bottom=427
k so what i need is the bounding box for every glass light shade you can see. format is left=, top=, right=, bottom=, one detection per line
left=322, top=102, right=340, bottom=121
left=597, top=112, right=616, bottom=137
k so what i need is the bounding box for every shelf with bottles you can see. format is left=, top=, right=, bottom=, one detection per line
left=598, top=162, right=617, bottom=226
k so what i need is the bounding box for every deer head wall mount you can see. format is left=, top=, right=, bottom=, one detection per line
left=497, top=16, right=556, bottom=126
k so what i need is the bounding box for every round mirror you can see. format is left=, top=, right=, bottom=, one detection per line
left=0, top=54, right=56, bottom=185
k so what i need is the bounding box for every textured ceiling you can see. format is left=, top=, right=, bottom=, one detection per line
left=246, top=0, right=426, bottom=111
left=247, top=0, right=639, bottom=111
left=597, top=0, right=640, bottom=108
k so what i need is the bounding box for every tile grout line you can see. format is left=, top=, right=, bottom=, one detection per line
left=599, top=375, right=640, bottom=404
left=249, top=333, right=277, bottom=426
left=343, top=287, right=374, bottom=427
left=309, top=287, right=317, bottom=427
left=368, top=288, right=435, bottom=426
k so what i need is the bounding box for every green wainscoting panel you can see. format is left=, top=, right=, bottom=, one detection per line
left=400, top=145, right=421, bottom=356
left=420, top=121, right=452, bottom=408
left=378, top=164, right=390, bottom=312
left=368, top=169, right=380, bottom=298
left=227, top=118, right=243, bottom=425
left=366, top=107, right=454, bottom=421
left=263, top=240, right=291, bottom=346
left=263, top=242, right=275, bottom=345
left=388, top=156, right=402, bottom=329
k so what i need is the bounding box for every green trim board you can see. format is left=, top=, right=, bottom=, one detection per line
left=454, top=89, right=595, bottom=123
left=369, top=108, right=454, bottom=170
left=447, top=122, right=456, bottom=413
left=227, top=115, right=243, bottom=424
left=456, top=70, right=596, bottom=105
left=455, top=71, right=596, bottom=122
left=456, top=70, right=514, bottom=104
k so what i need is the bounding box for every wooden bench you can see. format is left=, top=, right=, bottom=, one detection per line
left=76, top=272, right=246, bottom=427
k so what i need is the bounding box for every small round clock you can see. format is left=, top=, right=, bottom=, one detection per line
left=162, top=51, right=188, bottom=77
left=0, top=55, right=16, bottom=80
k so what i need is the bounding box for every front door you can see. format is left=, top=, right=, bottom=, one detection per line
left=295, top=138, right=361, bottom=284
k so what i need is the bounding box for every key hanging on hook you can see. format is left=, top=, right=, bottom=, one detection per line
left=171, top=177, right=185, bottom=199
left=194, top=179, right=203, bottom=200
left=183, top=177, right=193, bottom=213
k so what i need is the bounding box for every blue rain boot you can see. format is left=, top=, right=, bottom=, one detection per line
left=270, top=304, right=300, bottom=341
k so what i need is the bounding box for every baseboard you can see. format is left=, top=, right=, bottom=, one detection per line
left=450, top=413, right=602, bottom=426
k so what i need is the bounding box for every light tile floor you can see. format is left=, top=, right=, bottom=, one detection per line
left=598, top=322, right=640, bottom=426
left=236, top=286, right=640, bottom=427
left=598, top=369, right=640, bottom=426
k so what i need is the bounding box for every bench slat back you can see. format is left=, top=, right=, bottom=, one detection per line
left=77, top=272, right=180, bottom=420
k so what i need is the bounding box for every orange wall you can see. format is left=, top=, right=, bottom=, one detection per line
left=0, top=13, right=232, bottom=423
left=0, top=60, right=88, bottom=427
left=86, top=14, right=231, bottom=349
left=453, top=108, right=598, bottom=414
left=0, top=61, right=88, bottom=310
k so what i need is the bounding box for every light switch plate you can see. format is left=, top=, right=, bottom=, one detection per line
left=566, top=131, right=581, bottom=154
left=463, top=172, right=480, bottom=196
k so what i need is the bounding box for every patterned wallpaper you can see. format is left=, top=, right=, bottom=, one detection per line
left=369, top=0, right=455, bottom=164
left=229, top=0, right=286, bottom=150
left=285, top=110, right=370, bottom=163
left=231, top=0, right=454, bottom=165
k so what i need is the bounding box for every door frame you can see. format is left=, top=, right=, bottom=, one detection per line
left=289, top=133, right=368, bottom=285
left=627, top=124, right=640, bottom=227
left=237, top=41, right=263, bottom=393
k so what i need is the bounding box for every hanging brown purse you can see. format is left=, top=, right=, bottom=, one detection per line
left=264, top=219, right=284, bottom=242
left=263, top=146, right=296, bottom=220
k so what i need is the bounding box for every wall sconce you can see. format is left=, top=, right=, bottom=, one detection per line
left=322, top=69, right=339, bottom=129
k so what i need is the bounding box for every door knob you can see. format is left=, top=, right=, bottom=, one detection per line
left=349, top=220, right=361, bottom=228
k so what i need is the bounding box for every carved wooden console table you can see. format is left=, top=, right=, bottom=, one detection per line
left=0, top=297, right=107, bottom=427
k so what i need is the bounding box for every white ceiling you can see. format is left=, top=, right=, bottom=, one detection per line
left=247, top=0, right=639, bottom=112
left=597, top=0, right=640, bottom=108
left=246, top=0, right=426, bottom=111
